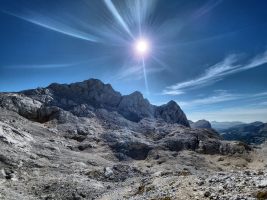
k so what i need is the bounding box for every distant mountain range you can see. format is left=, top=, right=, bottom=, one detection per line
left=211, top=121, right=245, bottom=131
left=218, top=121, right=267, bottom=145
left=190, top=120, right=267, bottom=145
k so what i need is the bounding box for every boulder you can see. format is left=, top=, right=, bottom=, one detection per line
left=101, top=131, right=153, bottom=160
left=159, top=131, right=199, bottom=151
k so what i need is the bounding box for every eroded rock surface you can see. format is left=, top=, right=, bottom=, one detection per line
left=0, top=79, right=264, bottom=200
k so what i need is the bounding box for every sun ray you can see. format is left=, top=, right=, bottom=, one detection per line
left=103, top=0, right=134, bottom=39
left=142, top=58, right=149, bottom=96
left=151, top=56, right=171, bottom=71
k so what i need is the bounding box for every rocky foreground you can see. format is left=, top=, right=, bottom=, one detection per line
left=0, top=79, right=267, bottom=200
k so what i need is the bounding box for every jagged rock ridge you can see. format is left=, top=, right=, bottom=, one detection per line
left=3, top=79, right=189, bottom=126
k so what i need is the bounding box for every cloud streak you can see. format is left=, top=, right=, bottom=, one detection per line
left=2, top=10, right=100, bottom=43
left=179, top=91, right=241, bottom=107
left=192, top=0, right=223, bottom=19
left=181, top=91, right=267, bottom=123
left=179, top=90, right=267, bottom=108
left=163, top=51, right=267, bottom=95
left=4, top=63, right=76, bottom=69
left=2, top=56, right=113, bottom=69
left=188, top=107, right=267, bottom=123
left=114, top=62, right=166, bottom=81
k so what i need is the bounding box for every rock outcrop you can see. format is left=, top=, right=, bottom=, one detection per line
left=190, top=119, right=212, bottom=129
left=155, top=100, right=189, bottom=127
left=118, top=91, right=154, bottom=122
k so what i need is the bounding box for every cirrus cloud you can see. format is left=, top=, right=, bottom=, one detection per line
left=163, top=51, right=267, bottom=95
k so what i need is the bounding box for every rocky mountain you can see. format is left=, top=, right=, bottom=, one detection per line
left=211, top=121, right=245, bottom=131
left=189, top=120, right=212, bottom=129
left=6, top=79, right=189, bottom=126
left=221, top=121, right=267, bottom=144
left=0, top=79, right=266, bottom=200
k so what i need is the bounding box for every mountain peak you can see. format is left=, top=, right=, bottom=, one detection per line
left=155, top=100, right=189, bottom=126
left=166, top=100, right=179, bottom=107
left=129, top=91, right=143, bottom=98
left=190, top=119, right=212, bottom=129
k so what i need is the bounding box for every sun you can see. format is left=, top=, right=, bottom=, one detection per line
left=134, top=38, right=150, bottom=57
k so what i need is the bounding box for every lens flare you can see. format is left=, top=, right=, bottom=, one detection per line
left=134, top=38, right=150, bottom=57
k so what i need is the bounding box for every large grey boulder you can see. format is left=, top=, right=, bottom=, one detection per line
left=101, top=130, right=153, bottom=160
left=197, top=139, right=251, bottom=155
left=160, top=131, right=199, bottom=151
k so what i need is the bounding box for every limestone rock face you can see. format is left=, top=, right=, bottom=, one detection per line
left=3, top=79, right=190, bottom=126
left=0, top=121, right=33, bottom=149
left=190, top=119, right=212, bottom=129
left=47, top=79, right=122, bottom=110
left=118, top=91, right=154, bottom=122
left=0, top=93, right=42, bottom=120
left=154, top=100, right=189, bottom=127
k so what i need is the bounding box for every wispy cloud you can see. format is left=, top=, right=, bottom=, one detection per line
left=162, top=90, right=185, bottom=96
left=2, top=56, right=113, bottom=70
left=258, top=101, right=267, bottom=106
left=114, top=63, right=166, bottom=81
left=113, top=55, right=169, bottom=81
left=4, top=63, right=74, bottom=69
left=163, top=51, right=267, bottom=95
left=179, top=90, right=267, bottom=108
left=2, top=10, right=100, bottom=43
left=115, top=65, right=144, bottom=80
left=152, top=90, right=267, bottom=122
left=192, top=0, right=223, bottom=19
left=179, top=90, right=241, bottom=107
left=181, top=91, right=267, bottom=123
left=188, top=107, right=267, bottom=123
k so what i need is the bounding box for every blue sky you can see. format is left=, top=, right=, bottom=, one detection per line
left=0, top=0, right=267, bottom=122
